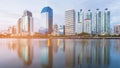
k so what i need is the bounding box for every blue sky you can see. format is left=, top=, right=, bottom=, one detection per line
left=0, top=0, right=119, bottom=32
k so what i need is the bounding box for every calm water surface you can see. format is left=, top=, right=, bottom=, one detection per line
left=0, top=39, right=119, bottom=68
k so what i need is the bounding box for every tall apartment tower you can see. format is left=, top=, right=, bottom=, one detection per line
left=84, top=10, right=92, bottom=34
left=77, top=9, right=84, bottom=34
left=93, top=9, right=102, bottom=34
left=65, top=9, right=75, bottom=35
left=102, top=8, right=110, bottom=34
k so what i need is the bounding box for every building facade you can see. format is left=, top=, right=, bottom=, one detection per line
left=58, top=25, right=65, bottom=35
left=114, top=24, right=120, bottom=35
left=65, top=9, right=75, bottom=35
left=40, top=6, right=53, bottom=35
left=76, top=8, right=110, bottom=35
left=12, top=26, right=16, bottom=34
left=102, top=8, right=110, bottom=35
left=77, top=9, right=84, bottom=34
left=84, top=10, right=92, bottom=34
left=20, top=10, right=33, bottom=36
left=17, top=18, right=21, bottom=35
left=8, top=26, right=17, bottom=35
left=93, top=9, right=101, bottom=34
left=52, top=24, right=59, bottom=35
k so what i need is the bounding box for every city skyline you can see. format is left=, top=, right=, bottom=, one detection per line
left=0, top=0, right=119, bottom=32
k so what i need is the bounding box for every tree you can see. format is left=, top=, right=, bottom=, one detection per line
left=78, top=32, right=90, bottom=36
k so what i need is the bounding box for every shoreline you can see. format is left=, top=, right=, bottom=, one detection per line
left=0, top=37, right=119, bottom=39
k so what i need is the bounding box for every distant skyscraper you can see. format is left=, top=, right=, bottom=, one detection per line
left=94, top=9, right=101, bottom=34
left=65, top=9, right=75, bottom=35
left=12, top=26, right=16, bottom=34
left=52, top=24, right=59, bottom=35
left=40, top=6, right=53, bottom=34
left=21, top=10, right=33, bottom=36
left=84, top=10, right=92, bottom=34
left=18, top=18, right=21, bottom=34
left=77, top=9, right=84, bottom=34
left=58, top=25, right=65, bottom=35
left=114, top=24, right=120, bottom=35
left=23, top=10, right=32, bottom=17
left=102, top=8, right=110, bottom=34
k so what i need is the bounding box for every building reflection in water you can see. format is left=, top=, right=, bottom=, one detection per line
left=94, top=39, right=110, bottom=68
left=75, top=39, right=110, bottom=68
left=115, top=39, right=120, bottom=53
left=17, top=39, right=33, bottom=66
left=8, top=39, right=18, bottom=52
left=8, top=39, right=60, bottom=68
left=8, top=39, right=34, bottom=66
left=40, top=39, right=65, bottom=68
left=40, top=39, right=53, bottom=68
left=8, top=39, right=111, bottom=68
left=75, top=39, right=92, bottom=68
left=65, top=39, right=75, bottom=68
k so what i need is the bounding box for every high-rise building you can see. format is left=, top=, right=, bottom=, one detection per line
left=58, top=25, right=65, bottom=35
left=77, top=9, right=84, bottom=34
left=8, top=26, right=16, bottom=35
left=102, top=8, right=110, bottom=35
left=12, top=26, right=16, bottom=34
left=65, top=9, right=75, bottom=35
left=76, top=8, right=111, bottom=35
left=40, top=6, right=53, bottom=35
left=21, top=10, right=33, bottom=36
left=114, top=24, right=120, bottom=35
left=18, top=18, right=21, bottom=34
left=93, top=9, right=101, bottom=34
left=84, top=10, right=92, bottom=34
left=52, top=24, right=59, bottom=35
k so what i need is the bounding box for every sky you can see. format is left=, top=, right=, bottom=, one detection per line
left=0, top=0, right=120, bottom=32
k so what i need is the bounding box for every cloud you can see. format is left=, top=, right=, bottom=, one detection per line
left=0, top=0, right=119, bottom=31
left=0, top=9, right=21, bottom=18
left=111, top=16, right=120, bottom=24
left=45, top=0, right=87, bottom=25
left=107, top=0, right=120, bottom=28
left=108, top=0, right=120, bottom=12
left=0, top=9, right=21, bottom=25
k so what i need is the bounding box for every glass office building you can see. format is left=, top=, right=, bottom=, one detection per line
left=40, top=6, right=53, bottom=34
left=21, top=10, right=33, bottom=36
